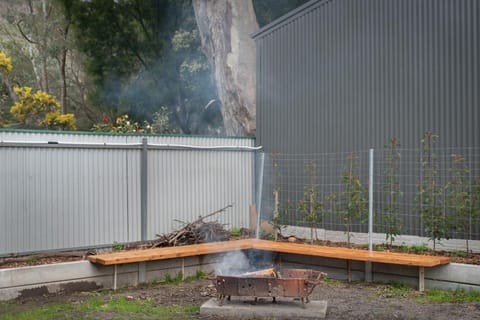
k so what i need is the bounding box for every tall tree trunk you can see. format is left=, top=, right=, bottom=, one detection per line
left=0, top=73, right=17, bottom=103
left=193, top=0, right=258, bottom=136
left=58, top=20, right=70, bottom=114
left=40, top=0, right=49, bottom=92
left=59, top=48, right=67, bottom=113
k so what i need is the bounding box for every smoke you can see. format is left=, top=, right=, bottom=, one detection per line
left=87, top=1, right=224, bottom=135
left=215, top=249, right=276, bottom=276
left=215, top=250, right=251, bottom=275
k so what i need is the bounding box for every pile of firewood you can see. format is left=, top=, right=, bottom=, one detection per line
left=151, top=205, right=232, bottom=248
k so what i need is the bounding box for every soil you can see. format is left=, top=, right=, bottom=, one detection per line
left=2, top=278, right=479, bottom=320
left=0, top=256, right=84, bottom=269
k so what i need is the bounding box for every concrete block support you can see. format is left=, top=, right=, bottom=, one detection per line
left=201, top=297, right=328, bottom=319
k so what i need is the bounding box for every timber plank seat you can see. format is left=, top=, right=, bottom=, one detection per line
left=87, top=239, right=254, bottom=265
left=251, top=240, right=451, bottom=267
left=88, top=238, right=450, bottom=291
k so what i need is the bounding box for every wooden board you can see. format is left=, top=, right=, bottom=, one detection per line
left=251, top=240, right=451, bottom=267
left=87, top=239, right=450, bottom=267
left=87, top=239, right=254, bottom=265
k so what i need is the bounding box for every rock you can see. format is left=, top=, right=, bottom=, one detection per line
left=260, top=221, right=274, bottom=236
left=288, top=236, right=298, bottom=243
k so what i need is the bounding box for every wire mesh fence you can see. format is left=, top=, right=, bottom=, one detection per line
left=259, top=147, right=480, bottom=245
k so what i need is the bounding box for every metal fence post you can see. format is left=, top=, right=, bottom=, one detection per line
left=366, top=148, right=374, bottom=282
left=141, top=138, right=148, bottom=241
left=368, top=148, right=374, bottom=251
left=255, top=152, right=265, bottom=239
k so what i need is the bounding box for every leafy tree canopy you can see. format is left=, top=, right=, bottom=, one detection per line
left=253, top=0, right=309, bottom=27
left=64, top=0, right=222, bottom=134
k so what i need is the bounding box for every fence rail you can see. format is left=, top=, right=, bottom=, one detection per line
left=0, top=131, right=256, bottom=256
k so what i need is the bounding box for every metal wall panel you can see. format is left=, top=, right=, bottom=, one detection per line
left=147, top=148, right=253, bottom=238
left=254, top=0, right=480, bottom=238
left=254, top=0, right=480, bottom=153
left=142, top=135, right=255, bottom=239
left=0, top=146, right=136, bottom=254
left=0, top=131, right=255, bottom=255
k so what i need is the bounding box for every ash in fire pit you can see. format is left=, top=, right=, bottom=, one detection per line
left=210, top=268, right=327, bottom=307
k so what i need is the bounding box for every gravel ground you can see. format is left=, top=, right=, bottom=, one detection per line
left=2, top=278, right=480, bottom=320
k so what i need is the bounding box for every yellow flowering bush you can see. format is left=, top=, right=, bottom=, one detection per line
left=0, top=51, right=12, bottom=74
left=42, top=111, right=76, bottom=130
left=10, top=86, right=76, bottom=130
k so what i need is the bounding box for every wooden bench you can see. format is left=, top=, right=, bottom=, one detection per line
left=88, top=239, right=450, bottom=291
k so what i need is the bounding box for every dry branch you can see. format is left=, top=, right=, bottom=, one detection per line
left=151, top=205, right=233, bottom=248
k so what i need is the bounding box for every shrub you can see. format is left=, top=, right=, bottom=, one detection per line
left=10, top=86, right=76, bottom=130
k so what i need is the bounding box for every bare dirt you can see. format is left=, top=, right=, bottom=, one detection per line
left=2, top=278, right=480, bottom=320
left=0, top=256, right=83, bottom=269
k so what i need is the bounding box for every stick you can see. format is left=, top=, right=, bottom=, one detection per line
left=192, top=204, right=234, bottom=224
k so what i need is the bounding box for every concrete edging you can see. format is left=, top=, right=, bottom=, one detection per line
left=0, top=254, right=222, bottom=301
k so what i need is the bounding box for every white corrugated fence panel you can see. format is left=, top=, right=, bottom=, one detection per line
left=0, top=146, right=141, bottom=254
left=0, top=131, right=255, bottom=255
left=147, top=148, right=253, bottom=237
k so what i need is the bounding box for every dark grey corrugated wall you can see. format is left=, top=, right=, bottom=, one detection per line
left=254, top=0, right=480, bottom=153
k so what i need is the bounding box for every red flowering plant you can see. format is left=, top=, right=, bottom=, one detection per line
left=92, top=114, right=154, bottom=134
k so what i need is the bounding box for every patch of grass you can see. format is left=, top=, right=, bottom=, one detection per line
left=401, top=243, right=429, bottom=254
left=148, top=270, right=209, bottom=288
left=374, top=244, right=386, bottom=251
left=373, top=281, right=413, bottom=299
left=0, top=303, right=75, bottom=320
left=417, top=288, right=480, bottom=303
left=411, top=243, right=429, bottom=254
left=162, top=272, right=184, bottom=284
left=0, top=296, right=199, bottom=320
left=447, top=250, right=469, bottom=258
left=321, top=277, right=345, bottom=287
left=370, top=281, right=480, bottom=303
left=230, top=227, right=241, bottom=237
left=112, top=241, right=123, bottom=251
left=190, top=270, right=208, bottom=280
left=25, top=257, right=38, bottom=264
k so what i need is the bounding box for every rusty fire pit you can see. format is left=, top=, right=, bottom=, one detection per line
left=210, top=268, right=327, bottom=307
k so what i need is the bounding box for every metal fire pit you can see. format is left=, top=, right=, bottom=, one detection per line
left=210, top=268, right=327, bottom=307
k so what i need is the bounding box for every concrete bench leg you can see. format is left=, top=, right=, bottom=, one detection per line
left=419, top=267, right=425, bottom=292
left=182, top=258, right=185, bottom=280
left=347, top=260, right=352, bottom=282
left=113, top=265, right=118, bottom=291
left=139, top=262, right=146, bottom=284
left=365, top=262, right=372, bottom=282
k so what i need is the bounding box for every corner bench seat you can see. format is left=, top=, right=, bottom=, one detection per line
left=88, top=239, right=450, bottom=291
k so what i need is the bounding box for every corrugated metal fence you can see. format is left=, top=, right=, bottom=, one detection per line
left=0, top=130, right=257, bottom=256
